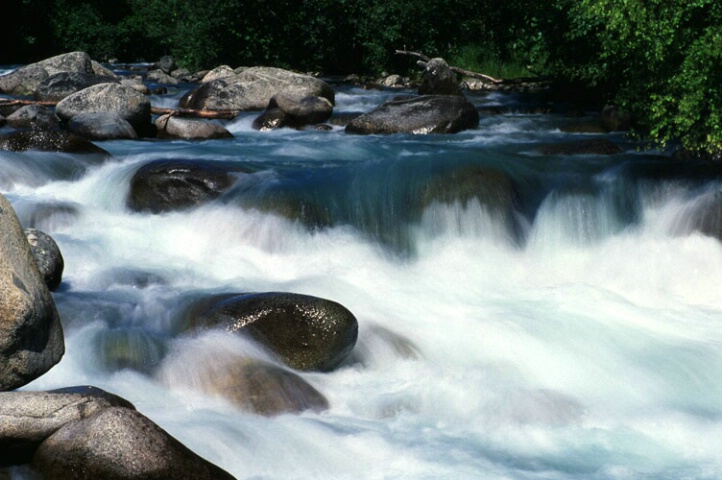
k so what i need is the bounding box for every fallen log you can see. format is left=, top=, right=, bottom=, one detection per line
left=394, top=49, right=503, bottom=85
left=150, top=106, right=239, bottom=119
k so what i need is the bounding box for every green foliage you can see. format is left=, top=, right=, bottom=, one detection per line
left=553, top=0, right=722, bottom=155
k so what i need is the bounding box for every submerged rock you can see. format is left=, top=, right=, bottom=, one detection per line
left=538, top=138, right=623, bottom=155
left=126, top=159, right=240, bottom=213
left=187, top=292, right=358, bottom=371
left=345, top=95, right=479, bottom=135
left=0, top=194, right=64, bottom=391
left=32, top=407, right=237, bottom=480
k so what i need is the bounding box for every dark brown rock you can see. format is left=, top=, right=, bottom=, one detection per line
left=188, top=292, right=358, bottom=371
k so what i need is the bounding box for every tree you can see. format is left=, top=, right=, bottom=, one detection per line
left=551, top=0, right=722, bottom=156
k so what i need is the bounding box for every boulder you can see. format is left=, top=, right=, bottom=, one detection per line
left=538, top=138, right=623, bottom=155
left=180, top=66, right=335, bottom=112
left=55, top=83, right=152, bottom=137
left=252, top=93, right=333, bottom=130
left=154, top=114, right=234, bottom=140
left=0, top=128, right=111, bottom=155
left=0, top=386, right=134, bottom=466
left=35, top=71, right=119, bottom=102
left=345, top=95, right=479, bottom=135
left=157, top=352, right=328, bottom=416
left=156, top=55, right=176, bottom=74
left=126, top=159, right=239, bottom=213
left=0, top=193, right=64, bottom=391
left=32, top=407, right=237, bottom=480
left=25, top=228, right=64, bottom=291
left=418, top=57, right=463, bottom=96
left=187, top=292, right=358, bottom=371
left=146, top=69, right=179, bottom=85
left=201, top=65, right=236, bottom=83
left=67, top=112, right=139, bottom=140
left=0, top=51, right=94, bottom=96
left=6, top=105, right=61, bottom=130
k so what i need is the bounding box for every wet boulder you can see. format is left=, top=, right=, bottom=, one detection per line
left=6, top=105, right=61, bottom=130
left=67, top=112, right=139, bottom=140
left=418, top=57, right=463, bottom=96
left=0, top=386, right=134, bottom=466
left=157, top=351, right=328, bottom=416
left=25, top=228, right=64, bottom=291
left=126, top=159, right=240, bottom=213
left=345, top=95, right=479, bottom=135
left=35, top=71, right=119, bottom=102
left=154, top=114, right=234, bottom=140
left=0, top=51, right=94, bottom=96
left=253, top=92, right=333, bottom=130
left=55, top=83, right=152, bottom=137
left=188, top=292, right=358, bottom=371
left=0, top=128, right=111, bottom=155
left=0, top=193, right=64, bottom=391
left=538, top=138, right=623, bottom=155
left=180, top=66, right=335, bottom=112
left=156, top=55, right=177, bottom=74
left=32, top=407, right=237, bottom=480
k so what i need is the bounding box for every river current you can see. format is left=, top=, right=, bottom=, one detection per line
left=2, top=74, right=721, bottom=479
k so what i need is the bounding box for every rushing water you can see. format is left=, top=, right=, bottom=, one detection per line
left=2, top=77, right=721, bottom=479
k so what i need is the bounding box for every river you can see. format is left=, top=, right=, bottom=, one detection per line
left=2, top=74, right=721, bottom=479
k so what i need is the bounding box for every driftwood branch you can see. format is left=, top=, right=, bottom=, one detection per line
left=150, top=107, right=239, bottom=119
left=395, top=49, right=503, bottom=84
left=0, top=98, right=238, bottom=120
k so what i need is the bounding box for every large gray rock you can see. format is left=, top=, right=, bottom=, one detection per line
left=35, top=71, right=119, bottom=102
left=126, top=159, right=240, bottom=213
left=55, top=83, right=152, bottom=137
left=32, top=407, right=236, bottom=480
left=345, top=95, right=479, bottom=135
left=154, top=114, right=233, bottom=140
left=187, top=292, right=358, bottom=371
left=180, top=66, right=335, bottom=112
left=0, top=52, right=94, bottom=96
left=0, top=386, right=134, bottom=466
left=0, top=193, right=64, bottom=391
left=6, top=105, right=61, bottom=130
left=68, top=112, right=139, bottom=140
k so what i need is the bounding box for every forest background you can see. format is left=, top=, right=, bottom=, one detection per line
left=2, top=0, right=721, bottom=157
